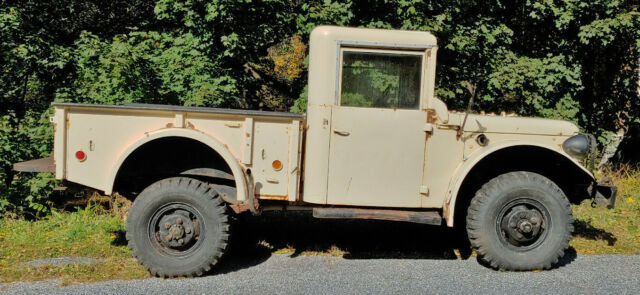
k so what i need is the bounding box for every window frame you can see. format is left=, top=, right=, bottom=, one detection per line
left=335, top=47, right=427, bottom=110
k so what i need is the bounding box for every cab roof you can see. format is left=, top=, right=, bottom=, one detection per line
left=310, top=26, right=437, bottom=49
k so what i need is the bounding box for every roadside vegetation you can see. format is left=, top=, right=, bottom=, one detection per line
left=1, top=0, right=639, bottom=215
left=571, top=168, right=640, bottom=254
left=1, top=170, right=638, bottom=284
left=0, top=197, right=148, bottom=284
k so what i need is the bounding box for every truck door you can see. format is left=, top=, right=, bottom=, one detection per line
left=327, top=48, right=427, bottom=207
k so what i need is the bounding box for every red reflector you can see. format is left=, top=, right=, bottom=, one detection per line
left=75, top=150, right=86, bottom=161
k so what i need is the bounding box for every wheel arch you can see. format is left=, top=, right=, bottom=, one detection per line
left=444, top=141, right=595, bottom=227
left=106, top=128, right=248, bottom=203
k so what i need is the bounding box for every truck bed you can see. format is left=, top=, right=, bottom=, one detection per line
left=50, top=102, right=305, bottom=203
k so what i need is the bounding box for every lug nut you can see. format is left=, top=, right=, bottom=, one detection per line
left=178, top=239, right=184, bottom=245
left=165, top=222, right=171, bottom=229
left=176, top=217, right=183, bottom=225
left=185, top=227, right=191, bottom=234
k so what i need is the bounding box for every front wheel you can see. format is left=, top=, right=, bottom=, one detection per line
left=466, top=171, right=573, bottom=270
left=126, top=177, right=230, bottom=277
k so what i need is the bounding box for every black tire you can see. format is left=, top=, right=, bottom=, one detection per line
left=466, top=171, right=573, bottom=271
left=126, top=177, right=230, bottom=277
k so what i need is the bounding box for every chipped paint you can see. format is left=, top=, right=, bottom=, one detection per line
left=256, top=194, right=289, bottom=201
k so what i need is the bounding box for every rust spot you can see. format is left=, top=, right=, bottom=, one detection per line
left=256, top=194, right=288, bottom=201
left=246, top=133, right=250, bottom=138
left=426, top=109, right=436, bottom=123
left=166, top=122, right=174, bottom=128
left=229, top=204, right=251, bottom=214
left=187, top=121, right=195, bottom=129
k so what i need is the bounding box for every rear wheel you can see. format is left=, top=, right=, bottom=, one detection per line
left=466, top=171, right=573, bottom=270
left=126, top=177, right=230, bottom=277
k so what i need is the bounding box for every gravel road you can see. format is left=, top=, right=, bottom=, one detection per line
left=2, top=254, right=639, bottom=295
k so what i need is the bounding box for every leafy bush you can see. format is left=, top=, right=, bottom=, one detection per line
left=57, top=31, right=238, bottom=107
left=0, top=110, right=55, bottom=215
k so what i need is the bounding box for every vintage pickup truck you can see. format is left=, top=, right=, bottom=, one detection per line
left=15, top=26, right=616, bottom=276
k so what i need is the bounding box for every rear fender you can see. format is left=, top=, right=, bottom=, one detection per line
left=106, top=128, right=249, bottom=203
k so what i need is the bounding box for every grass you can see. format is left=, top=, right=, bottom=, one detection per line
left=570, top=168, right=640, bottom=254
left=0, top=205, right=148, bottom=284
left=0, top=170, right=638, bottom=284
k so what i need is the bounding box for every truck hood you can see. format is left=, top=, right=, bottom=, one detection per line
left=453, top=113, right=579, bottom=136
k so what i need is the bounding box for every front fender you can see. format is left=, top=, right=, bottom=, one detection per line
left=443, top=140, right=594, bottom=227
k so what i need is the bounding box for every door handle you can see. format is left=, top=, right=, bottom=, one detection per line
left=333, top=129, right=350, bottom=136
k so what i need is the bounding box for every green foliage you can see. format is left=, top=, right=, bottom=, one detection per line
left=0, top=0, right=638, bottom=215
left=0, top=110, right=55, bottom=215
left=290, top=86, right=308, bottom=114
left=485, top=52, right=582, bottom=122
left=57, top=31, right=238, bottom=107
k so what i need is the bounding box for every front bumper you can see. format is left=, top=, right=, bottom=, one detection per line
left=591, top=179, right=617, bottom=209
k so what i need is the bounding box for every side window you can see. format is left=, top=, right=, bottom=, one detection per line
left=340, top=50, right=423, bottom=109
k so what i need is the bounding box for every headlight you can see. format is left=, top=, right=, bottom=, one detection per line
left=562, top=134, right=594, bottom=159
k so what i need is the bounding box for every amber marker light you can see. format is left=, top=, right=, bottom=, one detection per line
left=272, top=160, right=282, bottom=171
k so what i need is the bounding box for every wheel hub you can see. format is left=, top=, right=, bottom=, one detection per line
left=501, top=205, right=545, bottom=246
left=155, top=210, right=199, bottom=250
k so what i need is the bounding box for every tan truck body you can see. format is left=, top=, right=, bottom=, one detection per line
left=48, top=26, right=595, bottom=227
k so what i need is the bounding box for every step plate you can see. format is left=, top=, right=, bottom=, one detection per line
left=13, top=156, right=55, bottom=173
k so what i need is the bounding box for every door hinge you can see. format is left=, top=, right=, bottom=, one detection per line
left=423, top=123, right=434, bottom=133
left=420, top=186, right=429, bottom=196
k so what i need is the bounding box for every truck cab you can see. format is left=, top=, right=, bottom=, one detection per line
left=303, top=26, right=438, bottom=209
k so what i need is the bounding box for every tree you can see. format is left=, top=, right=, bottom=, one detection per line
left=0, top=0, right=638, bottom=214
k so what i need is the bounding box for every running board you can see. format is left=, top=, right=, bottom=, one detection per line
left=312, top=208, right=442, bottom=225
